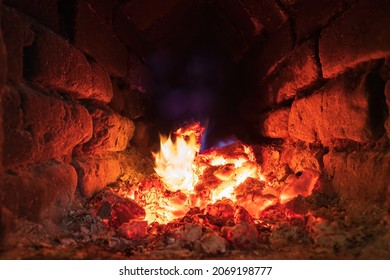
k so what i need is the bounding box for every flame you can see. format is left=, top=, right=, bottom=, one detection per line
left=135, top=122, right=316, bottom=224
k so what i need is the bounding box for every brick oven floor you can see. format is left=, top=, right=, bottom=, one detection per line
left=1, top=193, right=389, bottom=260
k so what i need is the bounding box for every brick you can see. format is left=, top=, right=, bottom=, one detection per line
left=131, top=121, right=157, bottom=153
left=216, top=0, right=261, bottom=39
left=323, top=150, right=390, bottom=204
left=1, top=162, right=78, bottom=222
left=259, top=107, right=290, bottom=138
left=120, top=0, right=182, bottom=31
left=280, top=144, right=323, bottom=173
left=240, top=0, right=287, bottom=32
left=75, top=0, right=127, bottom=77
left=90, top=61, right=113, bottom=103
left=2, top=85, right=92, bottom=168
left=294, top=0, right=349, bottom=42
left=256, top=20, right=294, bottom=78
left=86, top=0, right=116, bottom=26
left=26, top=25, right=93, bottom=99
left=212, top=7, right=249, bottom=63
left=0, top=12, right=5, bottom=174
left=385, top=81, right=390, bottom=139
left=109, top=78, right=126, bottom=114
left=4, top=0, right=61, bottom=33
left=253, top=144, right=289, bottom=181
left=266, top=40, right=321, bottom=105
left=288, top=71, right=380, bottom=144
left=113, top=7, right=147, bottom=58
left=1, top=6, right=34, bottom=82
left=319, top=0, right=390, bottom=78
left=126, top=53, right=150, bottom=93
left=72, top=154, right=122, bottom=197
left=83, top=107, right=135, bottom=153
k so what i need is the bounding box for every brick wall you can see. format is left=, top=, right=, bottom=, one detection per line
left=245, top=0, right=390, bottom=209
left=0, top=0, right=152, bottom=223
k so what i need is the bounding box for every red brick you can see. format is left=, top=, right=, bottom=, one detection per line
left=120, top=0, right=182, bottom=31
left=323, top=150, right=390, bottom=204
left=86, top=0, right=116, bottom=26
left=266, top=40, right=321, bottom=105
left=240, top=0, right=287, bottom=32
left=75, top=0, right=127, bottom=77
left=385, top=81, right=390, bottom=139
left=90, top=61, right=113, bottom=103
left=83, top=107, right=135, bottom=153
left=113, top=7, right=147, bottom=58
left=0, top=15, right=5, bottom=174
left=1, top=162, right=78, bottom=222
left=216, top=0, right=261, bottom=39
left=126, top=53, right=151, bottom=93
left=27, top=25, right=93, bottom=99
left=288, top=70, right=377, bottom=144
left=72, top=153, right=121, bottom=197
left=109, top=78, right=126, bottom=114
left=319, top=0, right=390, bottom=78
left=212, top=7, right=249, bottom=63
left=1, top=6, right=34, bottom=82
left=256, top=20, right=294, bottom=78
left=294, top=0, right=349, bottom=42
left=2, top=85, right=92, bottom=168
left=259, top=107, right=290, bottom=138
left=4, top=0, right=61, bottom=33
left=131, top=121, right=158, bottom=153
left=280, top=143, right=323, bottom=173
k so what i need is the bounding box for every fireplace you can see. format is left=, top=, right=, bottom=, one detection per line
left=1, top=0, right=389, bottom=260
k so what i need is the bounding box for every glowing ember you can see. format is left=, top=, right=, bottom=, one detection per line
left=133, top=122, right=318, bottom=225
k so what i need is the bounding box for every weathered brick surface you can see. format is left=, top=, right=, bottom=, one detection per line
left=288, top=71, right=376, bottom=144
left=253, top=144, right=289, bottom=181
left=90, top=61, right=113, bottom=103
left=131, top=121, right=158, bottom=153
left=294, top=0, right=348, bottom=42
left=2, top=85, right=92, bottom=168
left=323, top=150, right=390, bottom=204
left=1, top=6, right=34, bottom=82
left=259, top=107, right=290, bottom=138
left=385, top=81, right=390, bottom=139
left=240, top=0, right=287, bottom=33
left=113, top=7, right=147, bottom=58
left=72, top=154, right=122, bottom=197
left=1, top=162, right=78, bottom=222
left=4, top=0, right=61, bottom=33
left=280, top=144, right=323, bottom=173
left=120, top=0, right=182, bottom=31
left=266, top=40, right=321, bottom=105
left=86, top=0, right=116, bottom=26
left=256, top=21, right=294, bottom=78
left=319, top=0, right=390, bottom=78
left=216, top=0, right=261, bottom=39
left=27, top=25, right=93, bottom=99
left=126, top=53, right=150, bottom=93
left=83, top=108, right=135, bottom=153
left=75, top=0, right=127, bottom=77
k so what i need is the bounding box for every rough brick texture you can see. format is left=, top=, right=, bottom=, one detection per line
left=90, top=61, right=113, bottom=103
left=2, top=85, right=92, bottom=168
left=265, top=40, right=321, bottom=105
left=240, top=0, right=287, bottom=33
left=319, top=0, right=390, bottom=78
left=323, top=150, right=390, bottom=204
left=1, top=162, right=77, bottom=222
left=26, top=25, right=93, bottom=99
left=72, top=154, right=122, bottom=197
left=4, top=0, right=61, bottom=33
left=259, top=107, right=290, bottom=138
left=75, top=0, right=127, bottom=77
left=288, top=71, right=378, bottom=144
left=1, top=6, right=34, bottom=82
left=83, top=108, right=135, bottom=154
left=256, top=21, right=294, bottom=78
left=294, top=0, right=349, bottom=42
left=385, top=81, right=390, bottom=139
left=280, top=144, right=323, bottom=173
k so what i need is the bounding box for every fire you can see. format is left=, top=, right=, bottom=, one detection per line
left=134, top=122, right=318, bottom=225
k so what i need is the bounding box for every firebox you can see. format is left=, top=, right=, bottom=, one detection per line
left=0, top=0, right=390, bottom=260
